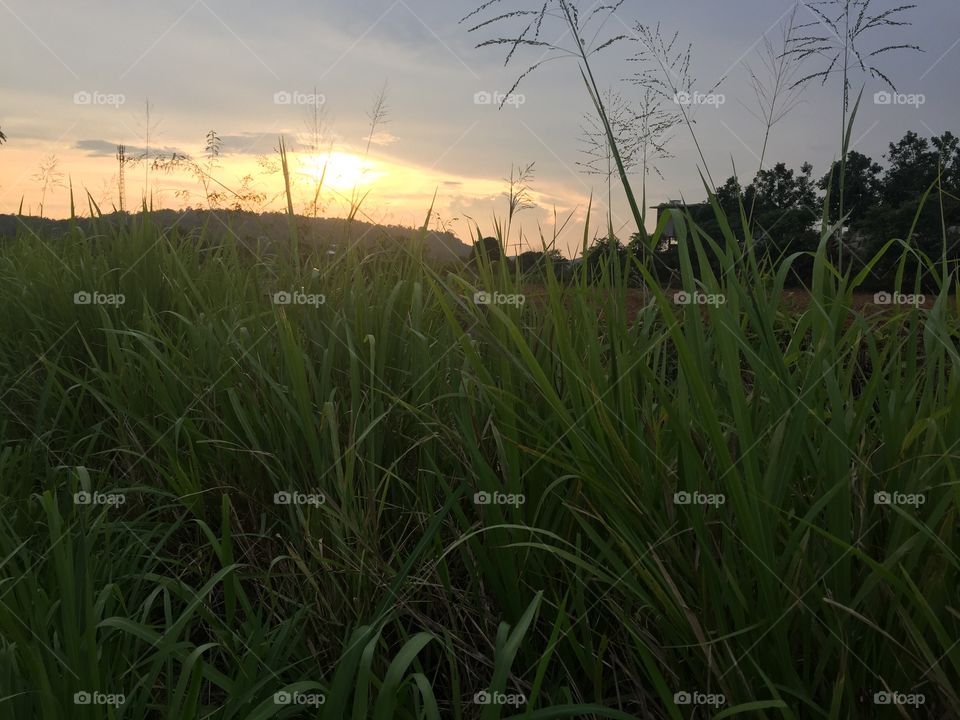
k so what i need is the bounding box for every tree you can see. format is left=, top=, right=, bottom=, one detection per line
left=818, top=151, right=882, bottom=227
left=688, top=176, right=744, bottom=244
left=862, top=131, right=960, bottom=242
left=516, top=249, right=564, bottom=274
left=584, top=236, right=627, bottom=282
left=0, top=127, right=6, bottom=144
left=472, top=236, right=502, bottom=265
left=881, top=131, right=938, bottom=206
left=747, top=162, right=818, bottom=214
left=931, top=131, right=960, bottom=190
left=714, top=176, right=744, bottom=216
left=744, top=162, right=820, bottom=247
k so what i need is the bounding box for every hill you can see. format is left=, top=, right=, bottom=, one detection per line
left=0, top=209, right=473, bottom=262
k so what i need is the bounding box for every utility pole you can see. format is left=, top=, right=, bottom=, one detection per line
left=116, top=145, right=126, bottom=212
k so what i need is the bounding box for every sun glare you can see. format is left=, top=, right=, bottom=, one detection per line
left=300, top=151, right=383, bottom=191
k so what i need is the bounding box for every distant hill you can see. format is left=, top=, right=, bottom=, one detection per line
left=0, top=209, right=473, bottom=262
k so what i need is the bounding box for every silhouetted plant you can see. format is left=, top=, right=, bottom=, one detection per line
left=788, top=1, right=920, bottom=108
left=578, top=89, right=657, bottom=217
left=461, top=1, right=649, bottom=239
left=31, top=154, right=65, bottom=218
left=631, top=23, right=718, bottom=190
left=502, top=161, right=536, bottom=255
left=742, top=4, right=806, bottom=231
left=299, top=85, right=332, bottom=218
left=786, top=0, right=921, bottom=271
left=347, top=81, right=392, bottom=223
left=634, top=86, right=679, bottom=212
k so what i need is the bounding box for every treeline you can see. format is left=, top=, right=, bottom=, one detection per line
left=479, top=130, right=960, bottom=290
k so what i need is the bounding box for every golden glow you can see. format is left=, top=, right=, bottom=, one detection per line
left=0, top=141, right=592, bottom=256
left=299, top=151, right=384, bottom=191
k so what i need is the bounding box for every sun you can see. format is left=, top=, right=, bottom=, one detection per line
left=299, top=151, right=384, bottom=192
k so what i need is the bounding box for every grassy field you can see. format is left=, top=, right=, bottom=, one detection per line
left=0, top=202, right=958, bottom=719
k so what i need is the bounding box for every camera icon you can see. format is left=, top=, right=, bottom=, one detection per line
left=673, top=91, right=692, bottom=105
left=273, top=291, right=292, bottom=305
left=673, top=691, right=692, bottom=705
left=73, top=91, right=92, bottom=105
left=474, top=91, right=493, bottom=105
left=274, top=691, right=292, bottom=704
left=874, top=491, right=891, bottom=505
left=673, top=491, right=691, bottom=505
left=273, top=91, right=292, bottom=105
left=74, top=691, right=92, bottom=705
left=74, top=491, right=92, bottom=505
left=873, top=291, right=892, bottom=304
left=673, top=291, right=691, bottom=305
left=874, top=691, right=891, bottom=705
left=474, top=291, right=492, bottom=305
left=74, top=291, right=92, bottom=305
left=874, top=91, right=893, bottom=105
left=473, top=691, right=492, bottom=704
left=474, top=491, right=492, bottom=505
left=274, top=491, right=292, bottom=505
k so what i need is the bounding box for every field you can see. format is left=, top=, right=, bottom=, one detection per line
left=2, top=4, right=959, bottom=717
left=1, top=208, right=958, bottom=719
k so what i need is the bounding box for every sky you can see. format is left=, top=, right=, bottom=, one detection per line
left=1, top=0, right=959, bottom=257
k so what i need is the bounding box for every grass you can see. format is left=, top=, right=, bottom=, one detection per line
left=0, top=189, right=958, bottom=719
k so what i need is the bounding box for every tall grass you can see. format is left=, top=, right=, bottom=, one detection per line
left=1, top=178, right=958, bottom=717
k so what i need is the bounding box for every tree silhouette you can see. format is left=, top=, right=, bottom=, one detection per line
left=472, top=236, right=503, bottom=265
left=0, top=127, right=6, bottom=145
left=818, top=151, right=882, bottom=226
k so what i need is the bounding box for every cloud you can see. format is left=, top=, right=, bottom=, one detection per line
left=366, top=130, right=400, bottom=147
left=75, top=140, right=125, bottom=157
left=217, top=133, right=281, bottom=156
left=75, top=139, right=184, bottom=158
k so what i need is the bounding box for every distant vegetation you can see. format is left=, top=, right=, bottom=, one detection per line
left=566, top=129, right=960, bottom=291
left=1, top=208, right=472, bottom=262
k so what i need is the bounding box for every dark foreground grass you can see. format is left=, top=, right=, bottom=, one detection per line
left=0, top=208, right=958, bottom=719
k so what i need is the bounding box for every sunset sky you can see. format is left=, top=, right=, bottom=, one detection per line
left=2, top=0, right=958, bottom=256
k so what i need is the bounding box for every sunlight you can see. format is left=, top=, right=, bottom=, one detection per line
left=299, top=151, right=384, bottom=191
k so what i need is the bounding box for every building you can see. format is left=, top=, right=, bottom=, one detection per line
left=651, top=201, right=709, bottom=245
